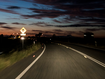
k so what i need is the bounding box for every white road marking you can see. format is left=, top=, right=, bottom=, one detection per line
left=15, top=44, right=46, bottom=79
left=60, top=44, right=105, bottom=68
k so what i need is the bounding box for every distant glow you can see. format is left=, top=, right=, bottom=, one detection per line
left=91, top=35, right=94, bottom=36
left=21, top=37, right=25, bottom=40
left=95, top=41, right=97, bottom=43
left=18, top=36, right=20, bottom=38
left=33, top=41, right=35, bottom=44
left=84, top=35, right=86, bottom=36
left=14, top=36, right=16, bottom=39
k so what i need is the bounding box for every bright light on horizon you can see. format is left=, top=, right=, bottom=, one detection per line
left=21, top=37, right=25, bottom=40
left=20, top=27, right=27, bottom=36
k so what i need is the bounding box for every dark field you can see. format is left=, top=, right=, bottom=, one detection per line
left=0, top=37, right=34, bottom=54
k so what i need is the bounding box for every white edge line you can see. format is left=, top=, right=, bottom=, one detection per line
left=15, top=44, right=46, bottom=79
left=60, top=44, right=105, bottom=68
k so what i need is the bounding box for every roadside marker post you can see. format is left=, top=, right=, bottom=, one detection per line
left=20, top=27, right=27, bottom=49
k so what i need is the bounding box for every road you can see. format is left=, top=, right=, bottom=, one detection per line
left=0, top=43, right=105, bottom=79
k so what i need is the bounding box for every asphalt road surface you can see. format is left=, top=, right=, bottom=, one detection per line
left=0, top=43, right=105, bottom=79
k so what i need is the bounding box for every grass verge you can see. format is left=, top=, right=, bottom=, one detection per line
left=0, top=42, right=41, bottom=71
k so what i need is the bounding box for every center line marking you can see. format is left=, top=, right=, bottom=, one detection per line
left=15, top=44, right=46, bottom=79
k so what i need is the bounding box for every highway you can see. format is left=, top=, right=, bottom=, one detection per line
left=0, top=43, right=105, bottom=79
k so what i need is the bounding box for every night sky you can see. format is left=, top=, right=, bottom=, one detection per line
left=0, top=0, right=105, bottom=38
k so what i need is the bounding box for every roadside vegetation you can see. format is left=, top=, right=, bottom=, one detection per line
left=0, top=42, right=41, bottom=71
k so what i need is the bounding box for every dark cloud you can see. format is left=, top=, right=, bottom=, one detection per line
left=81, top=18, right=105, bottom=23
left=12, top=22, right=26, bottom=25
left=21, top=7, right=70, bottom=19
left=28, top=8, right=63, bottom=13
left=55, top=25, right=80, bottom=27
left=30, top=22, right=47, bottom=25
left=53, top=19, right=62, bottom=23
left=22, top=0, right=105, bottom=23
left=85, top=28, right=101, bottom=31
left=31, top=29, right=64, bottom=34
left=0, top=26, right=16, bottom=29
left=53, top=29, right=63, bottom=32
left=30, top=22, right=56, bottom=27
left=6, top=18, right=20, bottom=20
left=46, top=24, right=54, bottom=26
left=30, top=22, right=48, bottom=27
left=55, top=24, right=105, bottom=27
left=23, top=0, right=105, bottom=5
left=32, top=30, right=42, bottom=31
left=30, top=29, right=85, bottom=36
left=85, top=28, right=105, bottom=32
left=0, top=8, right=20, bottom=15
left=0, top=22, right=7, bottom=25
left=7, top=6, right=21, bottom=9
left=32, top=30, right=43, bottom=33
left=32, top=30, right=54, bottom=33
left=62, top=16, right=73, bottom=23
left=30, top=22, right=105, bottom=27
left=22, top=9, right=68, bottom=19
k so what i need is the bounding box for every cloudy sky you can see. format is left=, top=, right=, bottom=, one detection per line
left=0, top=0, right=105, bottom=38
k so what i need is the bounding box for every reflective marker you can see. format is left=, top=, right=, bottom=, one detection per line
left=84, top=56, right=87, bottom=58
left=61, top=44, right=105, bottom=68
left=33, top=55, right=35, bottom=57
left=15, top=44, right=46, bottom=79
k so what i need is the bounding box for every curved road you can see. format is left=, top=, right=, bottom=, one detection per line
left=0, top=43, right=105, bottom=79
